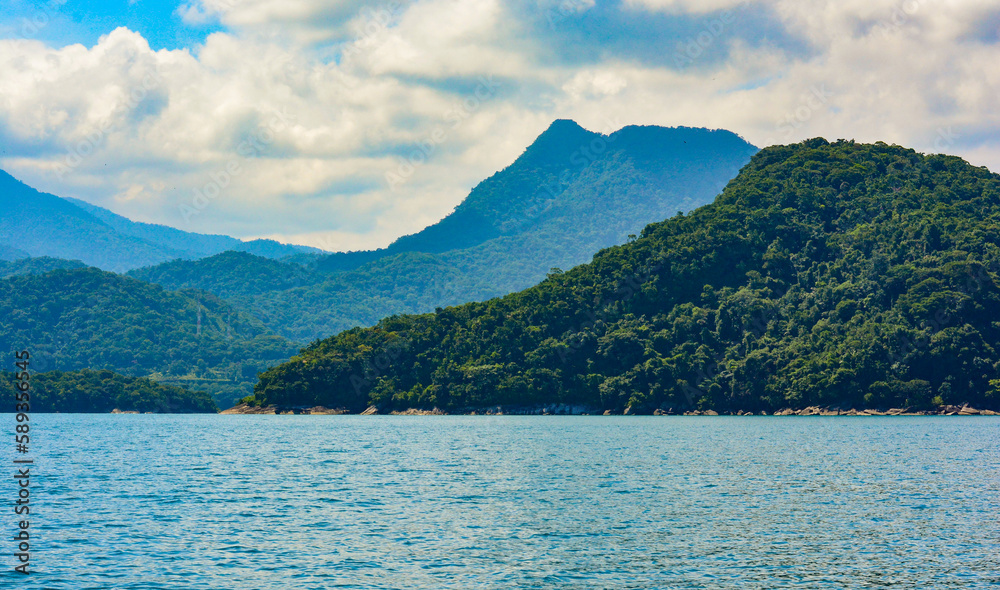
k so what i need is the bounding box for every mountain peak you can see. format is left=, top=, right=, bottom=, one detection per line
left=519, top=119, right=602, bottom=165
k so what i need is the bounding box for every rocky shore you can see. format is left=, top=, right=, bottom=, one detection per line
left=679, top=404, right=998, bottom=416
left=221, top=402, right=997, bottom=416
left=220, top=403, right=349, bottom=415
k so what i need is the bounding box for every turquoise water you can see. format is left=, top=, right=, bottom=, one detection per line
left=2, top=415, right=998, bottom=589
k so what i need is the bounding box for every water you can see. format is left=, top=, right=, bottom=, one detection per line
left=2, top=415, right=998, bottom=589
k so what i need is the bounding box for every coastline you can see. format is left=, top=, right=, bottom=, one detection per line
left=219, top=402, right=998, bottom=416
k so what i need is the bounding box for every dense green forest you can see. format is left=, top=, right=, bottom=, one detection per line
left=0, top=256, right=86, bottom=278
left=0, top=369, right=217, bottom=413
left=0, top=267, right=299, bottom=407
left=131, top=121, right=757, bottom=341
left=251, top=139, right=1000, bottom=413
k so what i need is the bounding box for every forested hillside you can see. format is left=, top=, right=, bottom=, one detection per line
left=0, top=256, right=86, bottom=278
left=0, top=268, right=299, bottom=407
left=251, top=139, right=1000, bottom=413
left=0, top=369, right=217, bottom=413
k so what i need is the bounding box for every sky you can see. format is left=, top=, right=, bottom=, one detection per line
left=1, top=0, right=999, bottom=252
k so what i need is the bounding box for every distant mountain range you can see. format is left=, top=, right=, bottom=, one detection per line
left=0, top=171, right=324, bottom=272
left=132, top=120, right=759, bottom=341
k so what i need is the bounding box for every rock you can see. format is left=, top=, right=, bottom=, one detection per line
left=959, top=406, right=980, bottom=415
left=704, top=410, right=719, bottom=416
left=887, top=408, right=904, bottom=416
left=775, top=408, right=794, bottom=416
left=654, top=409, right=664, bottom=416
left=981, top=409, right=998, bottom=416
left=820, top=410, right=840, bottom=416
left=220, top=403, right=280, bottom=415
left=389, top=408, right=446, bottom=415
left=306, top=406, right=349, bottom=415
left=603, top=410, right=613, bottom=416
left=360, top=406, right=379, bottom=415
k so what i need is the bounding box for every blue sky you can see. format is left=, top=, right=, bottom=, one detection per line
left=0, top=0, right=222, bottom=49
left=1, top=0, right=999, bottom=250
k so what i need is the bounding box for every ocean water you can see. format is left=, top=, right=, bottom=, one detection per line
left=2, top=415, right=998, bottom=589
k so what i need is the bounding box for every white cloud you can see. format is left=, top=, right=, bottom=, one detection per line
left=624, top=0, right=752, bottom=15
left=1, top=0, right=999, bottom=251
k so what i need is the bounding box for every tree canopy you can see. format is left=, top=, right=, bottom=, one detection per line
left=250, top=139, right=1000, bottom=413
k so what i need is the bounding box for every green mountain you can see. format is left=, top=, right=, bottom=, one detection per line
left=132, top=121, right=758, bottom=341
left=250, top=139, right=1000, bottom=414
left=0, top=170, right=323, bottom=272
left=0, top=369, right=217, bottom=413
left=0, top=256, right=87, bottom=278
left=0, top=267, right=299, bottom=407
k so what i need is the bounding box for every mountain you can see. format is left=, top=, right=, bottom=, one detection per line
left=316, top=120, right=758, bottom=272
left=250, top=139, right=1000, bottom=414
left=0, top=256, right=87, bottom=278
left=0, top=170, right=324, bottom=272
left=133, top=121, right=758, bottom=341
left=0, top=267, right=300, bottom=407
left=129, top=251, right=318, bottom=299
left=0, top=243, right=30, bottom=261
left=0, top=369, right=217, bottom=413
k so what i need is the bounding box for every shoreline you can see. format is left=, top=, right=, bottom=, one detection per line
left=219, top=402, right=998, bottom=417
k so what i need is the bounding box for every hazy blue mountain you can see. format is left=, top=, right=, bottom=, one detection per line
left=231, top=239, right=325, bottom=259
left=0, top=171, right=325, bottom=271
left=0, top=243, right=30, bottom=261
left=136, top=120, right=759, bottom=341
left=317, top=120, right=758, bottom=273
left=64, top=196, right=240, bottom=257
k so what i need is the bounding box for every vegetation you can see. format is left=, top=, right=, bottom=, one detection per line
left=0, top=267, right=299, bottom=408
left=132, top=121, right=757, bottom=341
left=0, top=369, right=217, bottom=413
left=0, top=256, right=86, bottom=278
left=251, top=139, right=1000, bottom=413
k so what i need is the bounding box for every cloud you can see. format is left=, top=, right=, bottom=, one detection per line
left=0, top=0, right=999, bottom=251
left=623, top=0, right=751, bottom=14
